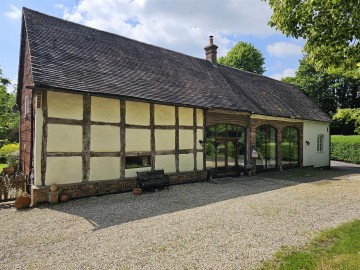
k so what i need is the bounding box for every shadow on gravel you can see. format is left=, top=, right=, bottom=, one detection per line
left=50, top=165, right=359, bottom=231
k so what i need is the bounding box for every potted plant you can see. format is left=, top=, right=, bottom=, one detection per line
left=14, top=190, right=31, bottom=210
left=132, top=185, right=142, bottom=195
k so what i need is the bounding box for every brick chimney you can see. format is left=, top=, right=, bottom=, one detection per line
left=204, top=35, right=218, bottom=64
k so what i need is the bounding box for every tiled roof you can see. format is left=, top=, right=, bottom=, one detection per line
left=21, top=8, right=330, bottom=122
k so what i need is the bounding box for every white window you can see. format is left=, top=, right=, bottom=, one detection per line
left=317, top=134, right=324, bottom=152
left=24, top=96, right=29, bottom=119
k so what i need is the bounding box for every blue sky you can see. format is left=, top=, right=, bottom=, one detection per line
left=1, top=0, right=305, bottom=92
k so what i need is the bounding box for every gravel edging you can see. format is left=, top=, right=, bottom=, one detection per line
left=1, top=166, right=360, bottom=270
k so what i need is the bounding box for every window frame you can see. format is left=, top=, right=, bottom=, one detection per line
left=317, top=134, right=324, bottom=153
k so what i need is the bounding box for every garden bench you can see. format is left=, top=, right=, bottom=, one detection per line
left=136, top=169, right=170, bottom=191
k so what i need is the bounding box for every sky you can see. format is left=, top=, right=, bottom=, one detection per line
left=0, top=0, right=305, bottom=92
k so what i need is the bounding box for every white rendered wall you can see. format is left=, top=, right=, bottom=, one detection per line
left=303, top=120, right=330, bottom=167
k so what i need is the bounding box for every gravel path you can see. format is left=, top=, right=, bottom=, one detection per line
left=1, top=165, right=360, bottom=270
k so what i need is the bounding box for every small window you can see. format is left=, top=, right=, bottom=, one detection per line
left=317, top=134, right=324, bottom=152
left=24, top=96, right=29, bottom=118
left=125, top=155, right=151, bottom=169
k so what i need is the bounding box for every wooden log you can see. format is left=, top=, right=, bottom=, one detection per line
left=82, top=94, right=91, bottom=182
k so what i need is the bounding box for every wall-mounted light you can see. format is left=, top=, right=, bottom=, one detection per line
left=198, top=140, right=204, bottom=147
left=305, top=140, right=310, bottom=146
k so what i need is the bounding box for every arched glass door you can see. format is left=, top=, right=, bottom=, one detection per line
left=282, top=127, right=299, bottom=167
left=256, top=125, right=276, bottom=171
left=205, top=124, right=246, bottom=177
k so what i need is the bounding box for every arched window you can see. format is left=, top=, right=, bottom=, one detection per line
left=282, top=127, right=299, bottom=167
left=256, top=125, right=276, bottom=171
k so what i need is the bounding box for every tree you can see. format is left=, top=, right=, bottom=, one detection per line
left=218, top=41, right=266, bottom=74
left=265, top=0, right=360, bottom=78
left=0, top=68, right=19, bottom=143
left=333, top=108, right=360, bottom=135
left=282, top=58, right=360, bottom=117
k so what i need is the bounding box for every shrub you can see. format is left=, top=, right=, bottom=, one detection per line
left=331, top=135, right=360, bottom=164
left=6, top=151, right=19, bottom=170
left=0, top=143, right=19, bottom=163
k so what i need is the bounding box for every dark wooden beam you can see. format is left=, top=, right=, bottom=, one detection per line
left=179, top=125, right=194, bottom=130
left=126, top=151, right=152, bottom=156
left=47, top=152, right=82, bottom=157
left=150, top=103, right=155, bottom=171
left=193, top=108, right=197, bottom=171
left=120, top=99, right=126, bottom=178
left=91, top=121, right=120, bottom=127
left=126, top=124, right=150, bottom=129
left=48, top=117, right=83, bottom=126
left=90, top=151, right=120, bottom=157
left=40, top=91, right=48, bottom=186
left=203, top=110, right=206, bottom=171
left=82, top=94, right=91, bottom=182
left=154, top=125, right=176, bottom=130
left=175, top=106, right=179, bottom=172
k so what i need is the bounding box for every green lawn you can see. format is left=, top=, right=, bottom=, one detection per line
left=260, top=220, right=360, bottom=270
left=0, top=163, right=7, bottom=171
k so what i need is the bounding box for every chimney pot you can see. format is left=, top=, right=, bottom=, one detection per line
left=204, top=35, right=218, bottom=64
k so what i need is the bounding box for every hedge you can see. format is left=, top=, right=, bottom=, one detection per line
left=331, top=135, right=360, bottom=164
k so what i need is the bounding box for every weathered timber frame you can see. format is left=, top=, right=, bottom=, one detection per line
left=120, top=99, right=126, bottom=178
left=82, top=94, right=91, bottom=182
left=175, top=106, right=180, bottom=172
left=40, top=91, right=48, bottom=186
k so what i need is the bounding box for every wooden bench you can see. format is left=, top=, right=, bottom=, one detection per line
left=136, top=169, right=170, bottom=191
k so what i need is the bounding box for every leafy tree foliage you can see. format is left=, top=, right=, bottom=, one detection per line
left=218, top=41, right=266, bottom=74
left=333, top=108, right=360, bottom=135
left=0, top=68, right=19, bottom=143
left=265, top=0, right=360, bottom=78
left=282, top=58, right=360, bottom=117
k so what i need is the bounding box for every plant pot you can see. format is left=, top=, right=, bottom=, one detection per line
left=132, top=187, right=142, bottom=195
left=14, top=195, right=31, bottom=210
left=59, top=194, right=69, bottom=203
left=50, top=183, right=58, bottom=192
left=3, top=166, right=15, bottom=175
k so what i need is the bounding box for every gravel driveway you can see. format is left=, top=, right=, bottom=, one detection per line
left=1, top=162, right=360, bottom=270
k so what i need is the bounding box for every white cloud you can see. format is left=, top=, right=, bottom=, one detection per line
left=270, top=68, right=296, bottom=81
left=267, top=42, right=303, bottom=57
left=4, top=5, right=22, bottom=20
left=61, top=0, right=275, bottom=58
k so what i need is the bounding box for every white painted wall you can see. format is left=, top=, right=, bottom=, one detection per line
left=303, top=120, right=330, bottom=167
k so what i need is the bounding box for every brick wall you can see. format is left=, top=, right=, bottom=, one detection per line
left=19, top=35, right=34, bottom=176
left=31, top=170, right=207, bottom=205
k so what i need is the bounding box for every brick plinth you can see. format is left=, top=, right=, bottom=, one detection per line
left=31, top=170, right=207, bottom=206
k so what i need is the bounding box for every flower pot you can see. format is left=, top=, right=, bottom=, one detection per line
left=14, top=195, right=31, bottom=210
left=50, top=183, right=58, bottom=192
left=59, top=194, right=69, bottom=203
left=3, top=166, right=15, bottom=175
left=132, top=187, right=142, bottom=195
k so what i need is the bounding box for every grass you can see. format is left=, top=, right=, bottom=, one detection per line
left=0, top=163, right=7, bottom=171
left=260, top=220, right=360, bottom=270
